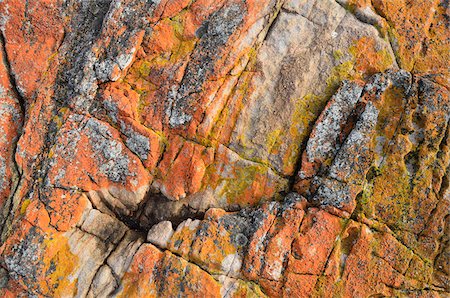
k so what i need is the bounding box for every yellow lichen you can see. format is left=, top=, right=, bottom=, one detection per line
left=20, top=199, right=31, bottom=214
left=40, top=234, right=79, bottom=296
left=333, top=49, right=344, bottom=61
left=326, top=61, right=356, bottom=95
left=282, top=93, right=327, bottom=174
left=221, top=164, right=266, bottom=205
left=267, top=129, right=283, bottom=155
left=48, top=148, right=55, bottom=159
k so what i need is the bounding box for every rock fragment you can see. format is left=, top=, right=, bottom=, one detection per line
left=146, top=220, right=174, bottom=249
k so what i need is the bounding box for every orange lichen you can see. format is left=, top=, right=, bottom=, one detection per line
left=203, top=146, right=287, bottom=207
left=350, top=37, right=394, bottom=76
left=413, top=0, right=450, bottom=83
left=190, top=222, right=239, bottom=274
left=41, top=234, right=79, bottom=297
left=371, top=0, right=441, bottom=72
left=118, top=244, right=163, bottom=297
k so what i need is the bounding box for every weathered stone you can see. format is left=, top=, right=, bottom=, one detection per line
left=87, top=265, right=118, bottom=298
left=0, top=0, right=64, bottom=100
left=146, top=220, right=174, bottom=249
left=0, top=38, right=22, bottom=215
left=0, top=0, right=448, bottom=296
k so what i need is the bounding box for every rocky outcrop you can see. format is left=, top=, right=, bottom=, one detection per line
left=0, top=0, right=448, bottom=297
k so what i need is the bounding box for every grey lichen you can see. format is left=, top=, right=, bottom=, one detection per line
left=121, top=122, right=150, bottom=161
left=0, top=156, right=6, bottom=192
left=329, top=101, right=379, bottom=183
left=167, top=2, right=247, bottom=127
left=4, top=227, right=42, bottom=282
left=86, top=118, right=133, bottom=183
left=305, top=80, right=363, bottom=163
left=314, top=178, right=352, bottom=209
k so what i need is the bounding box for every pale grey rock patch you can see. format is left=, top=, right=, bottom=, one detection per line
left=87, top=265, right=118, bottom=298
left=147, top=220, right=174, bottom=249
left=120, top=121, right=150, bottom=161
left=107, top=230, right=144, bottom=278
left=80, top=209, right=128, bottom=245
left=66, top=228, right=114, bottom=298
left=229, top=0, right=394, bottom=175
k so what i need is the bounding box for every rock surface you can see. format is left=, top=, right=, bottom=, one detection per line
left=0, top=0, right=448, bottom=297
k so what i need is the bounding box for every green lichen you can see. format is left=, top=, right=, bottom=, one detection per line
left=138, top=61, right=152, bottom=77
left=267, top=129, right=283, bottom=154
left=203, top=157, right=275, bottom=207
left=333, top=49, right=344, bottom=61
left=326, top=61, right=356, bottom=92
left=170, top=12, right=186, bottom=40
left=281, top=93, right=328, bottom=174
left=223, top=164, right=265, bottom=204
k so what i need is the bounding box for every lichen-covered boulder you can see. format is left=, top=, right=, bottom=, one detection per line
left=0, top=0, right=448, bottom=297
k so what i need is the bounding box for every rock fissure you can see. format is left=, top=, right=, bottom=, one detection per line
left=0, top=32, right=27, bottom=117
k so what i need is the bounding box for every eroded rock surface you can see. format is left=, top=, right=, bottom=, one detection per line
left=0, top=0, right=448, bottom=297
